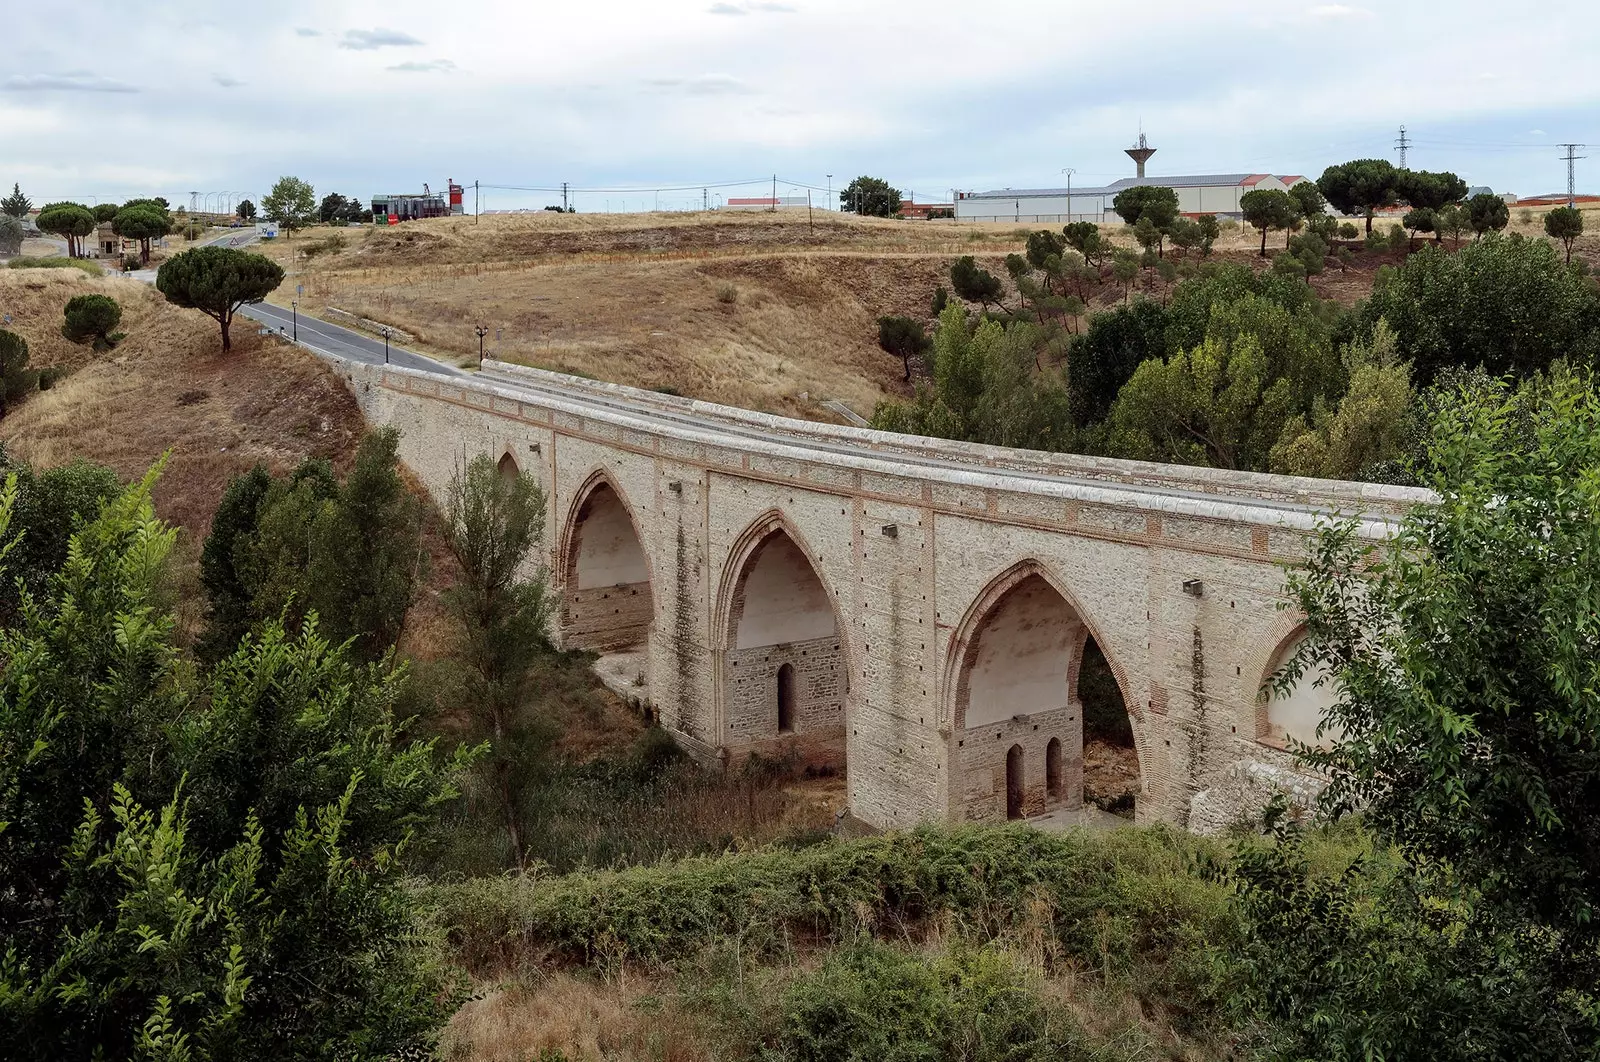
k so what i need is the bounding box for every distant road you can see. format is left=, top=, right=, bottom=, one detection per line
left=123, top=227, right=464, bottom=377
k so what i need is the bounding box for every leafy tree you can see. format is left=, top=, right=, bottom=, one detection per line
left=1286, top=231, right=1328, bottom=280
left=1061, top=221, right=1109, bottom=267
left=1544, top=205, right=1584, bottom=265
left=1111, top=185, right=1179, bottom=256
left=1065, top=299, right=1169, bottom=427
left=1338, top=221, right=1360, bottom=241
left=197, top=464, right=274, bottom=662
left=1241, top=188, right=1297, bottom=257
left=0, top=449, right=120, bottom=620
left=1317, top=159, right=1400, bottom=234
left=90, top=202, right=119, bottom=223
left=840, top=176, right=901, bottom=218
left=236, top=198, right=256, bottom=220
left=1402, top=206, right=1436, bottom=246
left=878, top=315, right=931, bottom=381
left=1435, top=202, right=1469, bottom=247
left=35, top=202, right=94, bottom=258
left=1396, top=170, right=1467, bottom=241
left=0, top=468, right=469, bottom=1059
left=1111, top=250, right=1139, bottom=301
left=949, top=255, right=1007, bottom=311
left=1287, top=180, right=1328, bottom=222
left=1106, top=293, right=1339, bottom=470
left=1024, top=229, right=1064, bottom=270
left=1361, top=233, right=1600, bottom=382
left=229, top=429, right=424, bottom=663
left=1269, top=320, right=1411, bottom=479
left=60, top=293, right=122, bottom=350
left=0, top=182, right=31, bottom=218
left=318, top=192, right=350, bottom=224
left=341, top=193, right=369, bottom=224
left=1467, top=192, right=1510, bottom=238
left=262, top=175, right=316, bottom=237
left=155, top=245, right=284, bottom=352
left=0, top=330, right=38, bottom=417
left=1263, top=372, right=1600, bottom=1052
left=1196, top=213, right=1220, bottom=256
left=872, top=303, right=1071, bottom=451
left=112, top=202, right=171, bottom=264
left=931, top=285, right=948, bottom=316
left=440, top=454, right=553, bottom=870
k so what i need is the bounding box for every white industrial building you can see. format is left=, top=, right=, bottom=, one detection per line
left=955, top=173, right=1308, bottom=224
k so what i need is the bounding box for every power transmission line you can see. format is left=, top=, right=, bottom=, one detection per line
left=1396, top=125, right=1410, bottom=168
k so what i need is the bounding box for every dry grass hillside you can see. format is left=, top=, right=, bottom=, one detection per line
left=0, top=267, right=363, bottom=534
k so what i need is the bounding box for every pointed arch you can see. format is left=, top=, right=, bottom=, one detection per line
left=496, top=451, right=520, bottom=480
left=943, top=558, right=1143, bottom=822
left=715, top=509, right=850, bottom=769
left=558, top=468, right=654, bottom=652
left=1254, top=623, right=1342, bottom=750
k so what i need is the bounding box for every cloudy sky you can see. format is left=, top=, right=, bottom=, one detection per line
left=6, top=0, right=1599, bottom=213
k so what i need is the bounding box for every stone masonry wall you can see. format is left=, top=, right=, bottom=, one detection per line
left=957, top=705, right=1083, bottom=822
left=725, top=635, right=846, bottom=769
left=562, top=581, right=653, bottom=651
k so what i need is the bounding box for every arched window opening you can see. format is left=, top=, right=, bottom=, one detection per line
left=497, top=452, right=519, bottom=481
left=1005, top=745, right=1025, bottom=821
left=777, top=663, right=796, bottom=734
left=1046, top=738, right=1063, bottom=800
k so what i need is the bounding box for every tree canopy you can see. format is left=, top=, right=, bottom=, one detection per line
left=61, top=293, right=122, bottom=350
left=1111, top=186, right=1179, bottom=256
left=1241, top=188, right=1298, bottom=257
left=1360, top=233, right=1600, bottom=382
left=1544, top=205, right=1584, bottom=264
left=112, top=202, right=171, bottom=264
left=155, top=245, right=285, bottom=352
left=840, top=176, right=902, bottom=218
left=0, top=183, right=31, bottom=219
left=262, top=176, right=316, bottom=236
left=0, top=466, right=469, bottom=1059
left=35, top=202, right=95, bottom=258
left=1467, top=192, right=1510, bottom=237
left=1317, top=159, right=1399, bottom=233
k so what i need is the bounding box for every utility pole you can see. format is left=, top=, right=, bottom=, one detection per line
left=771, top=174, right=777, bottom=213
left=1396, top=125, right=1410, bottom=169
left=562, top=182, right=569, bottom=211
left=475, top=180, right=479, bottom=223
left=1061, top=167, right=1076, bottom=223
left=703, top=187, right=708, bottom=211
left=826, top=174, right=832, bottom=211
left=1560, top=144, right=1587, bottom=208
left=475, top=325, right=489, bottom=367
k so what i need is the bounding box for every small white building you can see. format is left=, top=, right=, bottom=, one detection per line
left=955, top=173, right=1308, bottom=224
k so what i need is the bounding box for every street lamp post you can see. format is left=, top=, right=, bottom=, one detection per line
left=291, top=300, right=297, bottom=342
left=474, top=325, right=489, bottom=367
left=1061, top=168, right=1075, bottom=223
left=380, top=327, right=391, bottom=364
left=826, top=174, right=832, bottom=211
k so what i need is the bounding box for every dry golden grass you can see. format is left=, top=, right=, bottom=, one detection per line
left=440, top=973, right=715, bottom=1062
left=0, top=270, right=364, bottom=536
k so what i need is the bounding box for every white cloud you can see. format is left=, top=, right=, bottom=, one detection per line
left=294, top=27, right=321, bottom=37
left=708, top=1, right=795, bottom=13
left=647, top=73, right=753, bottom=95
left=707, top=2, right=746, bottom=12
left=3, top=72, right=139, bottom=93
left=338, top=27, right=424, bottom=50
left=388, top=59, right=457, bottom=73
left=212, top=73, right=244, bottom=88
left=1530, top=129, right=1547, bottom=135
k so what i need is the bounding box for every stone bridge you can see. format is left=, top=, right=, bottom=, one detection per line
left=337, top=357, right=1427, bottom=831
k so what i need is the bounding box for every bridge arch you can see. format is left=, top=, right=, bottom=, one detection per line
left=715, top=510, right=850, bottom=772
left=557, top=469, right=655, bottom=652
left=944, top=559, right=1144, bottom=822
left=1254, top=624, right=1342, bottom=751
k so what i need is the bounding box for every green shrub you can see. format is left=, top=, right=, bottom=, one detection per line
left=61, top=293, right=122, bottom=349
left=434, top=824, right=1238, bottom=1029
left=7, top=256, right=102, bottom=275
left=775, top=942, right=1086, bottom=1062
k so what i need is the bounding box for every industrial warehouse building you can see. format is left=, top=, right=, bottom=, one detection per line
left=954, top=173, right=1309, bottom=224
